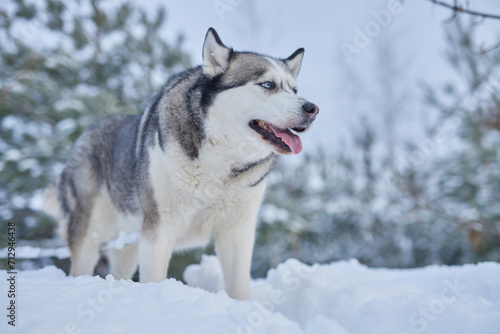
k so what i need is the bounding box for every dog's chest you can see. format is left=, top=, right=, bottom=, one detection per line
left=148, top=144, right=255, bottom=214
left=146, top=146, right=253, bottom=248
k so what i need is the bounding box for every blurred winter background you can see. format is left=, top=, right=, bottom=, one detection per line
left=0, top=0, right=499, bottom=281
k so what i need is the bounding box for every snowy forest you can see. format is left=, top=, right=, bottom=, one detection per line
left=1, top=1, right=500, bottom=333
left=1, top=0, right=499, bottom=281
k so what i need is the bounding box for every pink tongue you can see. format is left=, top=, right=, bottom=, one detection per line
left=269, top=126, right=303, bottom=154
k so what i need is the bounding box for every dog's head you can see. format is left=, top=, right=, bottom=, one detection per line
left=202, top=28, right=319, bottom=156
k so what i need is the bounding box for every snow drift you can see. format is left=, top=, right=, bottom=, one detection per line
left=1, top=256, right=499, bottom=334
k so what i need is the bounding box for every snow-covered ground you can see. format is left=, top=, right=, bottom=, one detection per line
left=1, top=256, right=499, bottom=334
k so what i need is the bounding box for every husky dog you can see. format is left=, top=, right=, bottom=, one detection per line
left=46, top=28, right=318, bottom=300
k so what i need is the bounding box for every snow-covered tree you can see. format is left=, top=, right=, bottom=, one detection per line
left=254, top=18, right=499, bottom=276
left=405, top=18, right=500, bottom=262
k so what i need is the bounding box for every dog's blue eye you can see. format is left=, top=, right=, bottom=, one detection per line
left=260, top=81, right=275, bottom=89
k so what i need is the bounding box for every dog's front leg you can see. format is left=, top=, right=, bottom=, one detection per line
left=139, top=221, right=177, bottom=283
left=215, top=218, right=256, bottom=300
left=214, top=184, right=265, bottom=300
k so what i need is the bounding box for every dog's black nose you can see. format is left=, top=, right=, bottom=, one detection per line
left=302, top=102, right=319, bottom=119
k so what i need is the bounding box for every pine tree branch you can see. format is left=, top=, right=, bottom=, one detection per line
left=424, top=0, right=500, bottom=55
left=0, top=52, right=38, bottom=103
left=426, top=0, right=500, bottom=20
left=478, top=41, right=500, bottom=55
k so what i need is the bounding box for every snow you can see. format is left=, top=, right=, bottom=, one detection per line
left=100, top=231, right=140, bottom=252
left=2, top=256, right=499, bottom=334
left=0, top=232, right=139, bottom=260
left=0, top=245, right=70, bottom=260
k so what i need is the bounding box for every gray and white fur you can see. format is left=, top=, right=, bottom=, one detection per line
left=45, top=28, right=319, bottom=300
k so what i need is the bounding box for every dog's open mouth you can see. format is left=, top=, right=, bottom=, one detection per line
left=249, top=120, right=305, bottom=154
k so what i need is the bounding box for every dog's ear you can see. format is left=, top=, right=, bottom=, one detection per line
left=284, top=48, right=304, bottom=79
left=203, top=28, right=232, bottom=77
